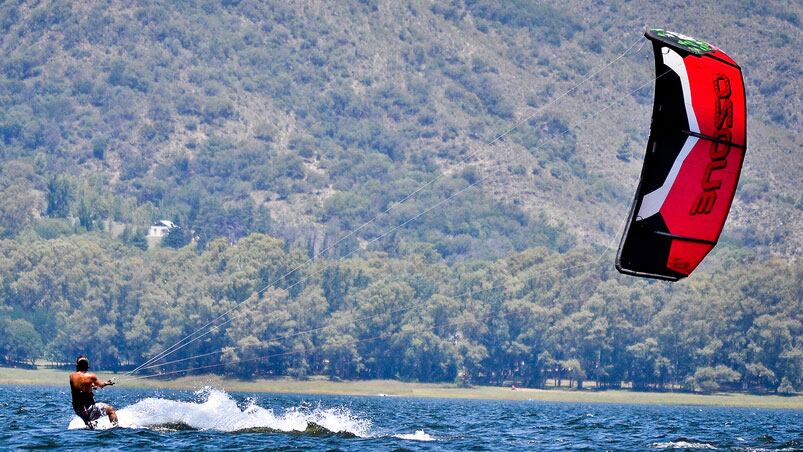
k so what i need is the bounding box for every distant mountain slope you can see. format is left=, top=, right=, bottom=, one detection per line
left=0, top=0, right=800, bottom=258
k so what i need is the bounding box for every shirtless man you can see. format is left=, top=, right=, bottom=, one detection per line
left=69, top=355, right=118, bottom=428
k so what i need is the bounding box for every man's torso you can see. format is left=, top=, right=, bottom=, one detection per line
left=69, top=372, right=96, bottom=415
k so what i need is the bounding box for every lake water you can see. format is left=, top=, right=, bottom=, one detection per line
left=0, top=385, right=800, bottom=450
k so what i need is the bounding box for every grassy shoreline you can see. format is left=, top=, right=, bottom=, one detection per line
left=2, top=366, right=800, bottom=409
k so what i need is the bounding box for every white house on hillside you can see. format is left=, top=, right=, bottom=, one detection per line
left=148, top=220, right=176, bottom=238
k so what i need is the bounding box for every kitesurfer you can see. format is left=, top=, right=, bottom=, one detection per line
left=69, top=355, right=118, bottom=428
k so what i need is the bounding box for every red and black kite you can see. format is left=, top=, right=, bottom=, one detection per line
left=617, top=29, right=747, bottom=281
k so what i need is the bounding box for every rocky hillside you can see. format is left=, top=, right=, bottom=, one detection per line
left=0, top=0, right=800, bottom=259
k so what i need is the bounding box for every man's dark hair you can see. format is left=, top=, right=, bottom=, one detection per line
left=76, top=355, right=89, bottom=372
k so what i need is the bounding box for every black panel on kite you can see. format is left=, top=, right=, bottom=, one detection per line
left=616, top=29, right=747, bottom=281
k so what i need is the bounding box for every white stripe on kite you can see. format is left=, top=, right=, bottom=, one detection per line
left=637, top=48, right=699, bottom=220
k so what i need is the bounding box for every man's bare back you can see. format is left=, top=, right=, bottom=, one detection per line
left=69, top=371, right=108, bottom=393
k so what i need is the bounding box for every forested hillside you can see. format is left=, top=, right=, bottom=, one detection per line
left=0, top=1, right=800, bottom=393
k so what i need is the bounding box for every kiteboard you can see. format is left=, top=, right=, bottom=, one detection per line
left=67, top=415, right=121, bottom=430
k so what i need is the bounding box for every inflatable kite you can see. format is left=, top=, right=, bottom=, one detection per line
left=617, top=29, right=746, bottom=281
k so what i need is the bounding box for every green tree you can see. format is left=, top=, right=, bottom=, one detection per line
left=627, top=338, right=661, bottom=390
left=0, top=318, right=45, bottom=365
left=777, top=377, right=796, bottom=395
left=77, top=189, right=96, bottom=231
left=163, top=226, right=191, bottom=248
left=560, top=358, right=586, bottom=389
left=686, top=366, right=742, bottom=393
left=744, top=363, right=777, bottom=392
left=46, top=176, right=72, bottom=218
left=0, top=183, right=44, bottom=237
left=130, top=229, right=149, bottom=251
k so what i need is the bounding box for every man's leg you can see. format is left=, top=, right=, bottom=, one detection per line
left=93, top=403, right=118, bottom=426
left=106, top=405, right=118, bottom=425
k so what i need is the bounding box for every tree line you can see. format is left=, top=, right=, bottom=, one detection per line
left=0, top=233, right=799, bottom=394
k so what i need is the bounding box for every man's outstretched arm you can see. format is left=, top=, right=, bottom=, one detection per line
left=88, top=374, right=115, bottom=389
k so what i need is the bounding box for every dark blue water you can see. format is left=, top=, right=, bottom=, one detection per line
left=0, top=385, right=800, bottom=450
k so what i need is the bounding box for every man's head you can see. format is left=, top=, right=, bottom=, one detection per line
left=76, top=355, right=89, bottom=372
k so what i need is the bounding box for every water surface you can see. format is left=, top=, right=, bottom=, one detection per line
left=0, top=385, right=799, bottom=450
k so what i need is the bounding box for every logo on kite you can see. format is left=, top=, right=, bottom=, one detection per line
left=651, top=28, right=715, bottom=55
left=690, top=73, right=735, bottom=215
